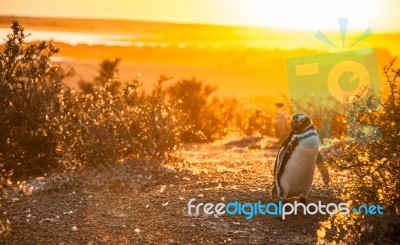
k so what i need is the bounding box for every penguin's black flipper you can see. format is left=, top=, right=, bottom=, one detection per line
left=273, top=131, right=294, bottom=176
left=271, top=131, right=294, bottom=199
left=316, top=152, right=329, bottom=185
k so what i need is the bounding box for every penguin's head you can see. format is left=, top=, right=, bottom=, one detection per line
left=291, top=114, right=313, bottom=132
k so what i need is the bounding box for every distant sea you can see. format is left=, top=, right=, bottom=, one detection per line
left=0, top=28, right=136, bottom=46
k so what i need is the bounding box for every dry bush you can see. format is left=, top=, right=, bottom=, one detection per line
left=58, top=75, right=185, bottom=169
left=166, top=78, right=275, bottom=141
left=291, top=96, right=348, bottom=141
left=201, top=97, right=242, bottom=140
left=0, top=21, right=186, bottom=174
left=0, top=21, right=64, bottom=177
left=78, top=58, right=122, bottom=94
left=235, top=103, right=274, bottom=137
left=318, top=59, right=400, bottom=244
left=0, top=20, right=66, bottom=237
left=166, top=77, right=216, bottom=141
left=0, top=20, right=185, bottom=232
left=0, top=169, right=12, bottom=236
left=206, top=98, right=274, bottom=139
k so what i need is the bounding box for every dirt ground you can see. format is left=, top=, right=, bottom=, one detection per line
left=0, top=143, right=343, bottom=244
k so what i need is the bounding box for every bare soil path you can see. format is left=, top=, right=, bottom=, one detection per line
left=1, top=143, right=341, bottom=244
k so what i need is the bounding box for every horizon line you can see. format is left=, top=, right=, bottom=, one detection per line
left=1, top=14, right=400, bottom=34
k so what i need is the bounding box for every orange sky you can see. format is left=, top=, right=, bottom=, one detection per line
left=1, top=0, right=400, bottom=31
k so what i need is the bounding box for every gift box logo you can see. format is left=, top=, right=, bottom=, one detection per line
left=286, top=18, right=381, bottom=142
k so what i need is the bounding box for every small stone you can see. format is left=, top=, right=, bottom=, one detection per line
left=135, top=228, right=140, bottom=233
left=71, top=226, right=77, bottom=231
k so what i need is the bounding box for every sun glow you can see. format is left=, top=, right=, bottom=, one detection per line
left=1, top=0, right=399, bottom=31
left=237, top=0, right=387, bottom=31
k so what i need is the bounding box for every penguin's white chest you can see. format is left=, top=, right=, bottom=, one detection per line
left=279, top=135, right=320, bottom=198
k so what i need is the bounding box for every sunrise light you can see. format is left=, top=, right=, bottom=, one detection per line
left=1, top=0, right=399, bottom=31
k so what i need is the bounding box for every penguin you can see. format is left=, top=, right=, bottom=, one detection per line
left=271, top=114, right=329, bottom=204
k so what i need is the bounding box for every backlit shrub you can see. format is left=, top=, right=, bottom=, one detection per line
left=0, top=21, right=63, bottom=177
left=0, top=21, right=185, bottom=175
left=57, top=75, right=185, bottom=168
left=167, top=78, right=274, bottom=141
left=318, top=59, right=400, bottom=244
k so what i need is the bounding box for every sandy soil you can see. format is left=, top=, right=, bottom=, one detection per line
left=0, top=143, right=342, bottom=244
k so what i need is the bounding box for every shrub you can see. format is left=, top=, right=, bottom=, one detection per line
left=318, top=59, right=400, bottom=244
left=78, top=58, right=122, bottom=94
left=291, top=95, right=348, bottom=140
left=0, top=21, right=185, bottom=175
left=167, top=77, right=216, bottom=141
left=201, top=97, right=242, bottom=140
left=0, top=21, right=64, bottom=177
left=58, top=76, right=185, bottom=168
left=166, top=78, right=275, bottom=141
left=0, top=168, right=12, bottom=236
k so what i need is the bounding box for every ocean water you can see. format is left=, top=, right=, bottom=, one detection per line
left=0, top=28, right=134, bottom=46
left=0, top=28, right=192, bottom=50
